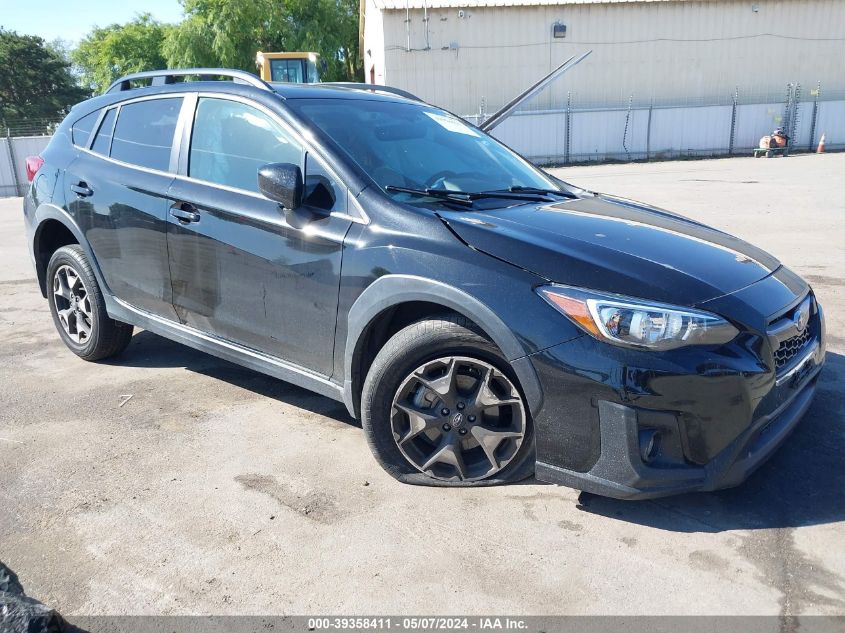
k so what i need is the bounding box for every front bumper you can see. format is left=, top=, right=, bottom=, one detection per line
left=526, top=299, right=825, bottom=500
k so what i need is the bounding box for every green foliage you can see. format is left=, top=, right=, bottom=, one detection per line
left=164, top=0, right=282, bottom=72
left=72, top=13, right=172, bottom=93
left=284, top=0, right=362, bottom=82
left=0, top=28, right=88, bottom=126
left=3, top=0, right=363, bottom=124
left=164, top=0, right=362, bottom=82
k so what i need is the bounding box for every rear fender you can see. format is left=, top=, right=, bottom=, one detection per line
left=32, top=203, right=113, bottom=305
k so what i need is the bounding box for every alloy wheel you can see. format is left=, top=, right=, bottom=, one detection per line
left=390, top=356, right=527, bottom=482
left=53, top=264, right=94, bottom=345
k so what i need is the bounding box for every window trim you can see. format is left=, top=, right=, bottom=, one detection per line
left=79, top=93, right=186, bottom=175
left=177, top=92, right=368, bottom=225
left=109, top=95, right=185, bottom=173
left=183, top=93, right=304, bottom=198
left=89, top=106, right=118, bottom=157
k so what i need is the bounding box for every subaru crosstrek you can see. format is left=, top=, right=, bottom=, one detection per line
left=23, top=69, right=826, bottom=498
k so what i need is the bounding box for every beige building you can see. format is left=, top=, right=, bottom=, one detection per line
left=361, top=0, right=845, bottom=117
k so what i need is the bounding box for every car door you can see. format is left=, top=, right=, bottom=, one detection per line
left=166, top=94, right=353, bottom=375
left=64, top=96, right=182, bottom=318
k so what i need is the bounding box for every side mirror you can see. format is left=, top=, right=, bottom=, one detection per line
left=258, top=163, right=303, bottom=210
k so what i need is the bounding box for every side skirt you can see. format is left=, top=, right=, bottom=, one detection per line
left=108, top=297, right=346, bottom=404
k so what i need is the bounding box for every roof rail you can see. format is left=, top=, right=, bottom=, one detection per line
left=321, top=82, right=422, bottom=102
left=105, top=68, right=272, bottom=94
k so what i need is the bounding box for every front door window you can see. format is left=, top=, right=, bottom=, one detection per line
left=189, top=97, right=302, bottom=194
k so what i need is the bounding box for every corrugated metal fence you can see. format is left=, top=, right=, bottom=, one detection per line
left=472, top=92, right=845, bottom=165
left=1, top=135, right=51, bottom=198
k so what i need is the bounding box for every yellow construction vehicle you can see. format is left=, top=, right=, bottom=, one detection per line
left=255, top=51, right=321, bottom=83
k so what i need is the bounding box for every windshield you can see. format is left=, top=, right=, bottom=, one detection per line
left=286, top=98, right=556, bottom=202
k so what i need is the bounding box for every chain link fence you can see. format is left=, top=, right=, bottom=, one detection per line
left=2, top=117, right=64, bottom=138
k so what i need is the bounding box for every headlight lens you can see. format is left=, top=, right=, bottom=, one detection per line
left=537, top=285, right=739, bottom=350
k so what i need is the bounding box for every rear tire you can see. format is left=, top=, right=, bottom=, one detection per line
left=361, top=314, right=535, bottom=486
left=46, top=245, right=133, bottom=361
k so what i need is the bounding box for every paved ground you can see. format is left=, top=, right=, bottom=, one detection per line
left=1, top=153, right=843, bottom=617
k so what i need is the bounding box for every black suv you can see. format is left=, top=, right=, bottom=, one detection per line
left=23, top=69, right=825, bottom=498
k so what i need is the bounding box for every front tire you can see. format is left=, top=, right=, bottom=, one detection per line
left=361, top=315, right=535, bottom=486
left=46, top=245, right=133, bottom=361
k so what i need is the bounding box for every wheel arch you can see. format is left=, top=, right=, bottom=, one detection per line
left=32, top=204, right=108, bottom=299
left=342, top=274, right=543, bottom=419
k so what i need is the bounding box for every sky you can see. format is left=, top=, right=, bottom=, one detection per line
left=0, top=0, right=185, bottom=44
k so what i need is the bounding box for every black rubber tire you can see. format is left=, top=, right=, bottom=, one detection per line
left=361, top=314, right=535, bottom=486
left=46, top=245, right=134, bottom=361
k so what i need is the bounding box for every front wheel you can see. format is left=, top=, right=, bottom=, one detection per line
left=361, top=315, right=535, bottom=486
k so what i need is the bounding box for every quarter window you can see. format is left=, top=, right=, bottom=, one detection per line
left=189, top=98, right=302, bottom=194
left=91, top=108, right=117, bottom=156
left=110, top=98, right=182, bottom=171
left=71, top=111, right=100, bottom=147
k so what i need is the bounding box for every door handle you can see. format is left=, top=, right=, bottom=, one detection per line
left=169, top=203, right=200, bottom=223
left=70, top=182, right=93, bottom=197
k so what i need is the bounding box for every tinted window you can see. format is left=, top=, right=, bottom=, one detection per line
left=71, top=111, right=100, bottom=147
left=91, top=108, right=117, bottom=155
left=189, top=98, right=302, bottom=194
left=111, top=98, right=182, bottom=171
left=304, top=153, right=345, bottom=213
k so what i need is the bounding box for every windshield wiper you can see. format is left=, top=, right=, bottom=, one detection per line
left=385, top=185, right=475, bottom=207
left=385, top=185, right=557, bottom=206
left=502, top=186, right=577, bottom=199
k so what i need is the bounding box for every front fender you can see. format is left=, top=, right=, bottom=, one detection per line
left=341, top=273, right=543, bottom=419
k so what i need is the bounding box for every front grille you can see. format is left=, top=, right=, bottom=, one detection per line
left=773, top=327, right=812, bottom=370
left=768, top=295, right=817, bottom=373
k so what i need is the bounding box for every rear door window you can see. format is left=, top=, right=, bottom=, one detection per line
left=71, top=111, right=100, bottom=147
left=189, top=97, right=302, bottom=194
left=91, top=108, right=117, bottom=156
left=110, top=98, right=182, bottom=172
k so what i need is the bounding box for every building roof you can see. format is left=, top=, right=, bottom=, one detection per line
left=372, top=0, right=690, bottom=8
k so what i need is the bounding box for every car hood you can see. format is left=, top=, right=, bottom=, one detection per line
left=437, top=194, right=781, bottom=306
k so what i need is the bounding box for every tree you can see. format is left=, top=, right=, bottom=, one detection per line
left=164, top=0, right=362, bottom=82
left=164, top=0, right=284, bottom=72
left=284, top=0, right=362, bottom=81
left=0, top=29, right=88, bottom=127
left=72, top=13, right=172, bottom=93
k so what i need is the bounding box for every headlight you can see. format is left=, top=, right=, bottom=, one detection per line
left=537, top=285, right=739, bottom=350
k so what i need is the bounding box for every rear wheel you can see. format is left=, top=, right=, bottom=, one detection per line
left=46, top=245, right=133, bottom=361
left=361, top=315, right=534, bottom=486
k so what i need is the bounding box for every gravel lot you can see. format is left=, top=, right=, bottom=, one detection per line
left=1, top=153, right=843, bottom=617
